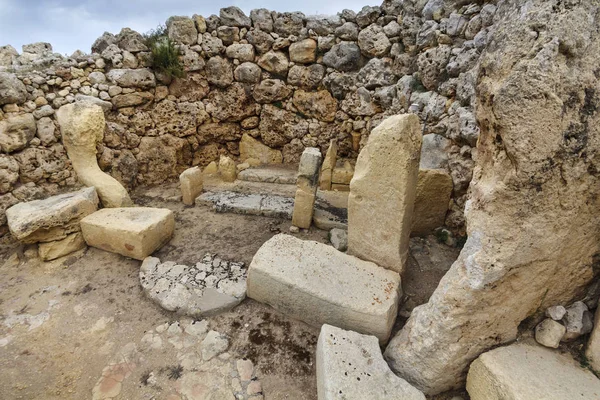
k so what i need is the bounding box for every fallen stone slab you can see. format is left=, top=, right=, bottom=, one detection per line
left=6, top=187, right=99, bottom=243
left=247, top=234, right=401, bottom=342
left=196, top=191, right=294, bottom=219
left=140, top=254, right=246, bottom=316
left=80, top=207, right=174, bottom=260
left=317, top=324, right=425, bottom=400
left=466, top=343, right=600, bottom=400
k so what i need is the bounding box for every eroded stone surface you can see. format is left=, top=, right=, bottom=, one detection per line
left=140, top=254, right=246, bottom=317
left=317, top=324, right=425, bottom=400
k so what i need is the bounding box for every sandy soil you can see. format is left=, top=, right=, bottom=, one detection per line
left=0, top=183, right=461, bottom=400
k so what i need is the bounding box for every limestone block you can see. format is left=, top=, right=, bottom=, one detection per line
left=6, top=187, right=99, bottom=243
left=319, top=140, right=338, bottom=191
left=239, top=133, right=283, bottom=165
left=0, top=113, right=36, bottom=153
left=219, top=155, right=237, bottom=183
left=563, top=301, right=594, bottom=341
left=80, top=207, right=175, bottom=260
left=56, top=102, right=133, bottom=208
left=179, top=166, right=203, bottom=206
left=348, top=114, right=421, bottom=274
left=535, top=319, right=566, bottom=348
left=38, top=232, right=86, bottom=261
left=203, top=161, right=218, bottom=175
left=317, top=325, right=425, bottom=400
left=247, top=234, right=401, bottom=342
left=0, top=72, right=27, bottom=105
left=585, top=307, right=600, bottom=371
left=331, top=184, right=350, bottom=192
left=105, top=68, right=156, bottom=89
left=412, top=169, right=453, bottom=236
left=289, top=39, right=317, bottom=64
left=466, top=344, right=600, bottom=400
left=293, top=147, right=322, bottom=228
left=331, top=160, right=354, bottom=185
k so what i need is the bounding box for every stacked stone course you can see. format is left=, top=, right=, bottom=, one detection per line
left=0, top=1, right=497, bottom=232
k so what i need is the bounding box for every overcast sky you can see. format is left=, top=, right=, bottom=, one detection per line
left=1, top=0, right=377, bottom=56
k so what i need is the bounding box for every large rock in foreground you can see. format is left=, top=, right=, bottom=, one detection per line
left=385, top=1, right=600, bottom=394
left=466, top=344, right=600, bottom=400
left=317, top=324, right=425, bottom=400
left=81, top=207, right=174, bottom=260
left=247, top=234, right=401, bottom=342
left=348, top=114, right=421, bottom=274
left=6, top=187, right=99, bottom=243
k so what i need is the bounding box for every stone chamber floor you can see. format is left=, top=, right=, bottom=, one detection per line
left=0, top=183, right=462, bottom=400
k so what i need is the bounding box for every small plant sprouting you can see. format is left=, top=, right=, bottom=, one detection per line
left=143, top=25, right=185, bottom=80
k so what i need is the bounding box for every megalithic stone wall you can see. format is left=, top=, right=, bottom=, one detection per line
left=0, top=1, right=495, bottom=232
left=384, top=0, right=600, bottom=394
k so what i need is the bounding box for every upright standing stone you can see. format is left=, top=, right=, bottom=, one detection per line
left=292, top=147, right=322, bottom=228
left=348, top=114, right=421, bottom=273
left=180, top=166, right=203, bottom=205
left=384, top=1, right=600, bottom=395
left=219, top=155, right=237, bottom=183
left=319, top=140, right=338, bottom=191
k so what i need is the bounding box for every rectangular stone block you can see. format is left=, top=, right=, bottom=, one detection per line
left=293, top=147, right=322, bottom=228
left=317, top=324, right=425, bottom=400
left=467, top=344, right=600, bottom=400
left=348, top=114, right=421, bottom=274
left=6, top=187, right=99, bottom=243
left=291, top=189, right=316, bottom=229
left=412, top=169, right=453, bottom=236
left=319, top=139, right=338, bottom=191
left=80, top=207, right=174, bottom=260
left=247, top=234, right=401, bottom=342
left=179, top=166, right=203, bottom=205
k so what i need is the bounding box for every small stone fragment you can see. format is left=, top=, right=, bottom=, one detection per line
left=546, top=305, right=567, bottom=321
left=535, top=318, right=566, bottom=348
left=201, top=330, right=229, bottom=360
left=329, top=228, right=348, bottom=252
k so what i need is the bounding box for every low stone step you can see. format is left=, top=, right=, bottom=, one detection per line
left=467, top=343, right=600, bottom=400
left=237, top=165, right=298, bottom=185
left=196, top=191, right=294, bottom=218
left=317, top=324, right=425, bottom=400
left=247, top=234, right=401, bottom=342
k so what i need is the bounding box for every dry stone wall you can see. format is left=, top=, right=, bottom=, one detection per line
left=0, top=0, right=497, bottom=232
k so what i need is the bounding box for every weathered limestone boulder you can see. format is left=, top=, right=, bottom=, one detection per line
left=273, top=12, right=305, bottom=37
left=358, top=25, right=391, bottom=57
left=239, top=134, right=282, bottom=164
left=140, top=254, right=246, bottom=316
left=317, top=325, right=425, bottom=400
left=80, top=207, right=175, bottom=260
left=204, top=83, right=255, bottom=122
left=0, top=72, right=27, bottom=105
left=535, top=318, right=566, bottom=348
left=412, top=169, right=453, bottom=236
left=220, top=6, right=251, bottom=28
left=562, top=301, right=593, bottom=341
left=106, top=68, right=156, bottom=89
left=252, top=79, right=292, bottom=103
left=115, top=28, right=148, bottom=52
left=166, top=16, right=197, bottom=45
left=287, top=64, right=325, bottom=89
left=257, top=50, right=289, bottom=76
left=319, top=140, right=338, bottom=191
left=323, top=42, right=362, bottom=72
left=205, top=56, right=233, bottom=88
left=0, top=154, right=19, bottom=193
left=180, top=166, right=203, bottom=205
left=234, top=62, right=261, bottom=83
left=247, top=234, right=401, bottom=342
left=219, top=155, right=236, bottom=182
left=292, top=90, right=337, bottom=122
left=225, top=44, right=254, bottom=62
left=292, top=147, right=322, bottom=228
left=112, top=92, right=154, bottom=108
left=0, top=113, right=36, bottom=153
left=56, top=102, right=133, bottom=208
left=246, top=29, right=274, bottom=55
left=348, top=114, right=421, bottom=274
left=6, top=187, right=99, bottom=243
left=289, top=39, right=317, bottom=64
left=38, top=232, right=86, bottom=261
left=385, top=1, right=600, bottom=394
left=466, top=344, right=600, bottom=400
left=251, top=9, right=273, bottom=32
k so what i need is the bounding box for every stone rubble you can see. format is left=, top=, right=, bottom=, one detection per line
left=139, top=254, right=246, bottom=317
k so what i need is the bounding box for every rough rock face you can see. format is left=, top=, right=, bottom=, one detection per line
left=0, top=113, right=36, bottom=153
left=385, top=1, right=600, bottom=394
left=0, top=72, right=27, bottom=105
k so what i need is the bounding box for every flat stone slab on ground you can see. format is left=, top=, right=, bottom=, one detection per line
left=317, top=324, right=425, bottom=400
left=80, top=207, right=174, bottom=260
left=237, top=165, right=298, bottom=184
left=140, top=254, right=246, bottom=317
left=466, top=343, right=600, bottom=400
left=247, top=234, right=401, bottom=342
left=6, top=187, right=99, bottom=243
left=196, top=191, right=294, bottom=219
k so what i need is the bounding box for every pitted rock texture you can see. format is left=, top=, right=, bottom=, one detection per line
left=140, top=254, right=247, bottom=317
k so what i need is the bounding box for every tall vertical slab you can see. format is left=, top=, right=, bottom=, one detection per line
left=347, top=114, right=421, bottom=273
left=292, top=147, right=322, bottom=228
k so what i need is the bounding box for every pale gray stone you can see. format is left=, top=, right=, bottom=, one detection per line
left=535, top=318, right=566, bottom=348
left=0, top=72, right=27, bottom=105
left=0, top=113, right=36, bottom=153
left=220, top=6, right=251, bottom=27
left=106, top=68, right=156, bottom=88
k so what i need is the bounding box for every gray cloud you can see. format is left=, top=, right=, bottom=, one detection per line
left=0, top=0, right=376, bottom=55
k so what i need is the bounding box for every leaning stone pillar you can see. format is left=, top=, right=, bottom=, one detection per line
left=292, top=147, right=322, bottom=228
left=347, top=114, right=421, bottom=274
left=56, top=102, right=132, bottom=208
left=384, top=1, right=600, bottom=395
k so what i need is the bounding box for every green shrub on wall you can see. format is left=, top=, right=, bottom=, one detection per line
left=143, top=25, right=185, bottom=79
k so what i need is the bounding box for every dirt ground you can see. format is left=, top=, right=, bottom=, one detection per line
left=0, top=183, right=462, bottom=400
